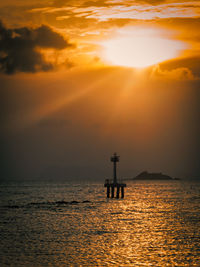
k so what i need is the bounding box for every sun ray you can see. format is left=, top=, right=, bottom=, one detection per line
left=9, top=68, right=126, bottom=131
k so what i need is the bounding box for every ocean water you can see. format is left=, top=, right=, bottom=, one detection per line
left=0, top=181, right=199, bottom=266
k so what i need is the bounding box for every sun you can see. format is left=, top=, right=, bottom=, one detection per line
left=101, top=27, right=186, bottom=68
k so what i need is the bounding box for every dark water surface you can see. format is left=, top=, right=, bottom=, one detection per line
left=0, top=181, right=199, bottom=266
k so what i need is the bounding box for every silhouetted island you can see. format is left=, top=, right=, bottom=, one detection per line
left=133, top=171, right=180, bottom=180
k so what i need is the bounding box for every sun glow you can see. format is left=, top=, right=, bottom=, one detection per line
left=101, top=27, right=186, bottom=68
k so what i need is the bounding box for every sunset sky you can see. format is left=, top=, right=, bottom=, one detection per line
left=0, top=0, right=200, bottom=181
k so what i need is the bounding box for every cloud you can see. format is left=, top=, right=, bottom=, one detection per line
left=148, top=54, right=200, bottom=80
left=159, top=56, right=200, bottom=78
left=29, top=0, right=199, bottom=25
left=0, top=21, right=73, bottom=74
left=151, top=65, right=196, bottom=80
left=52, top=0, right=116, bottom=8
left=155, top=17, right=200, bottom=42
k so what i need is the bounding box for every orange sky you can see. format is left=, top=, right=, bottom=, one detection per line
left=0, top=0, right=200, bottom=181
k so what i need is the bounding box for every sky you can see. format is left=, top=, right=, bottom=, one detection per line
left=0, top=0, right=200, bottom=182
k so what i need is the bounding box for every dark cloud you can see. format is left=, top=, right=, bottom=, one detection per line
left=0, top=21, right=73, bottom=74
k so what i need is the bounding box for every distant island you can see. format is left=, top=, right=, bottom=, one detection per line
left=132, top=171, right=180, bottom=180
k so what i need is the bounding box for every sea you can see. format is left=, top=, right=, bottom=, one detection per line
left=0, top=180, right=199, bottom=266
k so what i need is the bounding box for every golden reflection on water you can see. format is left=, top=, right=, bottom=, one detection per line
left=0, top=182, right=199, bottom=266
left=54, top=182, right=199, bottom=266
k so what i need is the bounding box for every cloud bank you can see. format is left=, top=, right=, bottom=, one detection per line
left=0, top=21, right=72, bottom=74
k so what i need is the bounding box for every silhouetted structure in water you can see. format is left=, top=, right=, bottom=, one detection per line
left=104, top=153, right=126, bottom=198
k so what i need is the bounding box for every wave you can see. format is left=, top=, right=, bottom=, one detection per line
left=2, top=200, right=92, bottom=209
